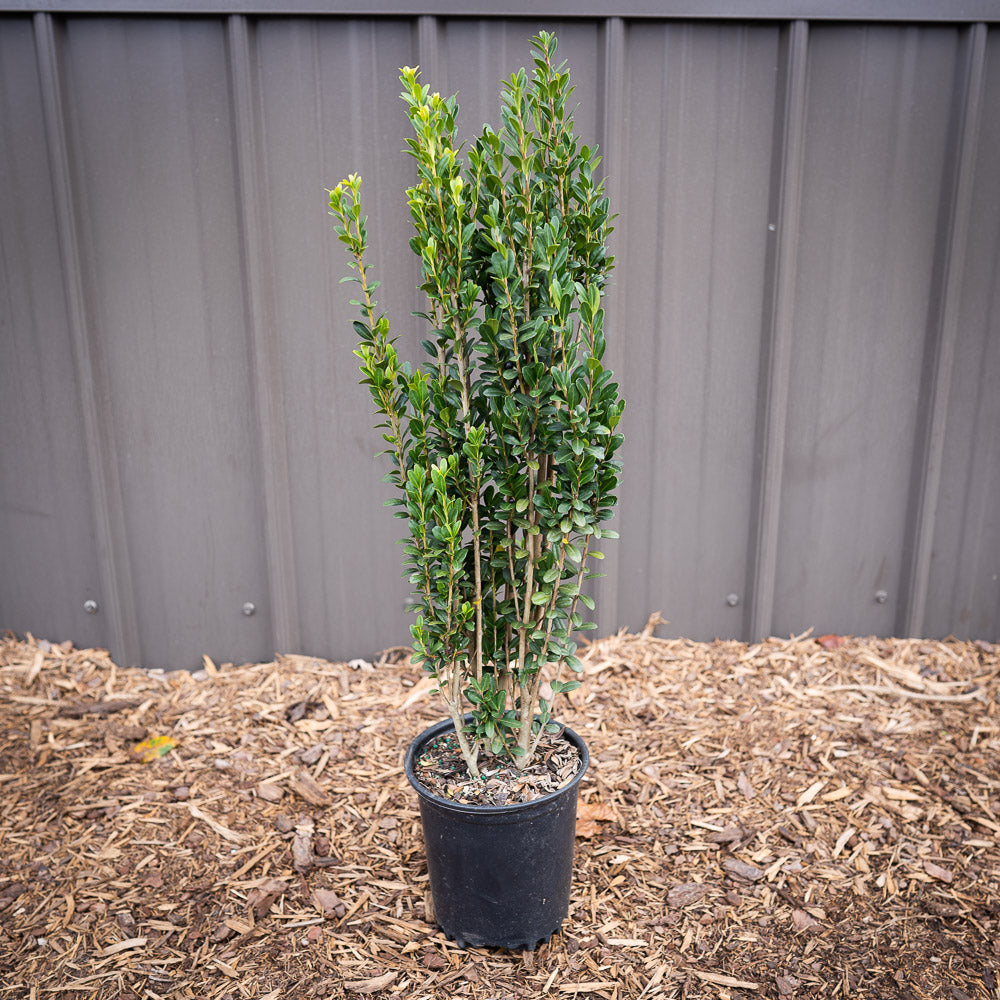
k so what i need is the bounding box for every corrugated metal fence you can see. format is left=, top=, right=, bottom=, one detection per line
left=2, top=3, right=999, bottom=669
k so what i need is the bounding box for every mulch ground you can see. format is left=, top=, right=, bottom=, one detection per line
left=1, top=620, right=998, bottom=1000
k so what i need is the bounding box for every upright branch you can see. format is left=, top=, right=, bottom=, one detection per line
left=329, top=31, right=624, bottom=777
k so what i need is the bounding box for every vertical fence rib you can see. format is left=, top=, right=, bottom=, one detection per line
left=416, top=13, right=439, bottom=74
left=227, top=14, right=301, bottom=653
left=898, top=22, right=988, bottom=637
left=746, top=19, right=808, bottom=641
left=596, top=15, right=627, bottom=633
left=33, top=12, right=140, bottom=664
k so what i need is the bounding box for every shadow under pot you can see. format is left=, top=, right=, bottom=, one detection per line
left=404, top=715, right=589, bottom=950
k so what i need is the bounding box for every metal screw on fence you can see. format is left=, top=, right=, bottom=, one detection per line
left=874, top=590, right=888, bottom=604
left=242, top=602, right=256, bottom=616
left=83, top=600, right=99, bottom=615
left=726, top=593, right=740, bottom=607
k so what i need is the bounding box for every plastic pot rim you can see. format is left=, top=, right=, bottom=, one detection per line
left=404, top=714, right=590, bottom=817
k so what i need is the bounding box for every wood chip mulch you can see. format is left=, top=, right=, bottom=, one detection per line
left=1, top=619, right=999, bottom=999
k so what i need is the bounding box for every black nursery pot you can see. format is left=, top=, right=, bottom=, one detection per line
left=404, top=716, right=589, bottom=950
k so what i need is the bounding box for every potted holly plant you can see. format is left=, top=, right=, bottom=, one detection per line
left=328, top=31, right=623, bottom=950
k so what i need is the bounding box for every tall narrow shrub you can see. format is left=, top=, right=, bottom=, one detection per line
left=329, top=32, right=624, bottom=775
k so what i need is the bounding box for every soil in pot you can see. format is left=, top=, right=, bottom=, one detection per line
left=411, top=726, right=583, bottom=805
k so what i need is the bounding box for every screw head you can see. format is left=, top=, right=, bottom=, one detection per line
left=242, top=602, right=256, bottom=616
left=726, top=593, right=740, bottom=607
left=874, top=590, right=888, bottom=604
left=83, top=599, right=99, bottom=615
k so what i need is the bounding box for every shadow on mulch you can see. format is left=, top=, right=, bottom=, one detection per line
left=1, top=622, right=998, bottom=999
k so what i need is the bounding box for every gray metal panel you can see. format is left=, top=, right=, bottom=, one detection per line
left=1, top=11, right=998, bottom=667
left=227, top=15, right=301, bottom=655
left=252, top=16, right=420, bottom=657
left=924, top=28, right=1000, bottom=638
left=774, top=24, right=963, bottom=638
left=3, top=1, right=1000, bottom=21
left=608, top=20, right=780, bottom=639
left=898, top=23, right=990, bottom=636
left=0, top=17, right=105, bottom=648
left=55, top=15, right=273, bottom=667
left=746, top=20, right=809, bottom=640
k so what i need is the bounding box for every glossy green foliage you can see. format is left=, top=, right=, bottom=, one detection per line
left=329, top=32, right=623, bottom=774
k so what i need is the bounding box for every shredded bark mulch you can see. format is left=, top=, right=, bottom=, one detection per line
left=1, top=620, right=998, bottom=999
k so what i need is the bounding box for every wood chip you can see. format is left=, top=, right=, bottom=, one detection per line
left=25, top=649, right=44, bottom=685
left=923, top=860, right=954, bottom=883
left=821, top=785, right=854, bottom=802
left=722, top=858, right=764, bottom=882
left=345, top=971, right=396, bottom=993
left=883, top=786, right=922, bottom=801
left=690, top=969, right=759, bottom=989
left=287, top=769, right=330, bottom=806
left=99, top=937, right=146, bottom=956
left=246, top=878, right=289, bottom=920
left=832, top=826, right=855, bottom=858
left=256, top=781, right=284, bottom=802
left=792, top=909, right=822, bottom=932
left=796, top=780, right=826, bottom=807
left=186, top=802, right=244, bottom=843
left=668, top=882, right=707, bottom=908
left=576, top=801, right=616, bottom=838
left=776, top=974, right=800, bottom=995
left=312, top=888, right=346, bottom=918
